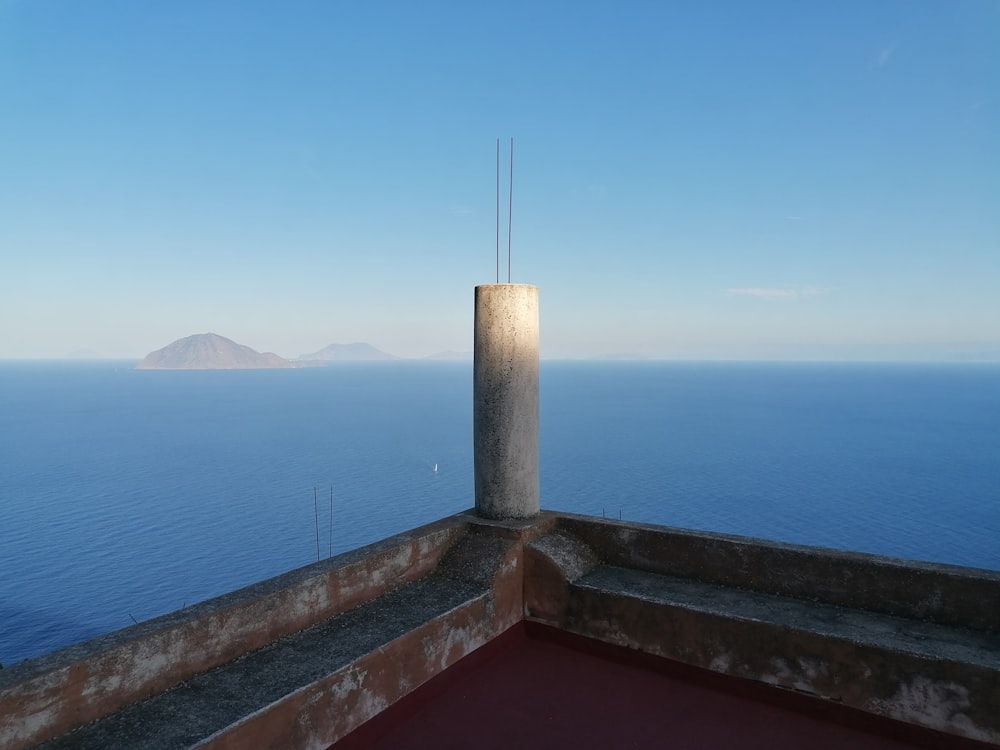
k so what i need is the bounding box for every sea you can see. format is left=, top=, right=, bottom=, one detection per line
left=1, top=360, right=998, bottom=666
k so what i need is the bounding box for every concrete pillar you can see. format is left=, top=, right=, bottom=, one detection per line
left=474, top=284, right=540, bottom=519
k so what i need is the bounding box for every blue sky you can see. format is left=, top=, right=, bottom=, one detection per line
left=1, top=1, right=997, bottom=360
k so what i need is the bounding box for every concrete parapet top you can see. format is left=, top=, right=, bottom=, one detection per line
left=550, top=510, right=1000, bottom=632
left=3, top=510, right=998, bottom=749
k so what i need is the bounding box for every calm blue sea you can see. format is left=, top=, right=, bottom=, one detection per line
left=1, top=360, right=998, bottom=665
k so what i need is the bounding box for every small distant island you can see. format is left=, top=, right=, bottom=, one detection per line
left=136, top=334, right=406, bottom=369
left=137, top=333, right=300, bottom=370
left=299, top=342, right=398, bottom=362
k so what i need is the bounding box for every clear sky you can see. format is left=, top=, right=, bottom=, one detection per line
left=1, top=1, right=997, bottom=360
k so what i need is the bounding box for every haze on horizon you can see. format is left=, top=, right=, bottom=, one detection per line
left=1, top=2, right=997, bottom=362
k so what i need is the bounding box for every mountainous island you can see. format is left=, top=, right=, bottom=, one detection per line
left=136, top=333, right=299, bottom=370
left=299, top=342, right=399, bottom=362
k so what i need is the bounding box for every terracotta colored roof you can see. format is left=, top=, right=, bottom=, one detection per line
left=334, top=622, right=984, bottom=750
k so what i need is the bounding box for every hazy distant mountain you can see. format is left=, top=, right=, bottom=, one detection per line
left=137, top=333, right=297, bottom=370
left=424, top=350, right=473, bottom=361
left=298, top=342, right=399, bottom=361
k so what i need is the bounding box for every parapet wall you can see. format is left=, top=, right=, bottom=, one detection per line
left=2, top=511, right=998, bottom=749
left=525, top=512, right=1000, bottom=745
left=556, top=513, right=1000, bottom=630
left=0, top=519, right=468, bottom=750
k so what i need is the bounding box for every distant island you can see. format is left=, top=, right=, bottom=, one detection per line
left=137, top=333, right=300, bottom=370
left=299, top=342, right=399, bottom=362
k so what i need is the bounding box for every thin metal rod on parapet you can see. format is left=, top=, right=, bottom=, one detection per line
left=496, top=138, right=500, bottom=284
left=507, top=137, right=514, bottom=283
left=313, top=487, right=320, bottom=562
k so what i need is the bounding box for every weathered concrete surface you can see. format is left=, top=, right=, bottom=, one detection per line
left=37, top=577, right=486, bottom=750
left=520, top=517, right=1000, bottom=746
left=473, top=284, right=539, bottom=520
left=438, top=528, right=525, bottom=634
left=523, top=530, right=599, bottom=623
left=557, top=513, right=1000, bottom=631
left=195, top=587, right=506, bottom=750
left=18, top=522, right=524, bottom=750
left=4, top=511, right=999, bottom=748
left=200, top=533, right=524, bottom=750
left=566, top=565, right=1000, bottom=742
left=0, top=518, right=467, bottom=750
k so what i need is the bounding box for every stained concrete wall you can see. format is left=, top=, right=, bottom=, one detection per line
left=198, top=530, right=526, bottom=750
left=3, top=511, right=998, bottom=748
left=473, top=284, right=539, bottom=520
left=555, top=513, right=1000, bottom=630
left=524, top=513, right=1000, bottom=745
left=0, top=519, right=468, bottom=750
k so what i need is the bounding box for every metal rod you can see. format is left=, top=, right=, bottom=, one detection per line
left=496, top=138, right=500, bottom=284
left=313, top=487, right=320, bottom=562
left=329, top=486, right=333, bottom=558
left=507, top=137, right=513, bottom=283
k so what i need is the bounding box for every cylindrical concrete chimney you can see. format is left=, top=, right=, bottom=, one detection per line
left=474, top=284, right=540, bottom=519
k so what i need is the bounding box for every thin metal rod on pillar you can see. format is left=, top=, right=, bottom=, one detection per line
left=496, top=138, right=500, bottom=284
left=507, top=137, right=513, bottom=283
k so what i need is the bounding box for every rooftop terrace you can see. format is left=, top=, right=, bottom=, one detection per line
left=3, top=510, right=998, bottom=749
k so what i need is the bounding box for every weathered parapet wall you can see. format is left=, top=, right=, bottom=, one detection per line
left=555, top=512, right=1000, bottom=631
left=0, top=518, right=469, bottom=750
left=196, top=523, right=528, bottom=750
left=4, top=511, right=999, bottom=748
left=524, top=512, right=1000, bottom=745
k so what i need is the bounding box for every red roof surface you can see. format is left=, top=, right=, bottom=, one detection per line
left=334, top=623, right=975, bottom=750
